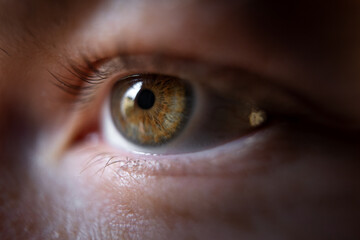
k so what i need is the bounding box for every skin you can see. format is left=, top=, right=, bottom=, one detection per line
left=0, top=0, right=360, bottom=239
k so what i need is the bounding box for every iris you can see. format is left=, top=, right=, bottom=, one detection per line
left=111, top=74, right=193, bottom=146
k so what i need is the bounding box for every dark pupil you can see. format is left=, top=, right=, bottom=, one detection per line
left=136, top=89, right=156, bottom=110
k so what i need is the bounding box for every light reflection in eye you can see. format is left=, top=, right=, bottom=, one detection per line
left=119, top=81, right=146, bottom=119
left=122, top=81, right=143, bottom=102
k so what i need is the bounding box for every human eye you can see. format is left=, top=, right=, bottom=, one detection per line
left=103, top=70, right=266, bottom=155
left=50, top=53, right=316, bottom=176
left=104, top=73, right=198, bottom=154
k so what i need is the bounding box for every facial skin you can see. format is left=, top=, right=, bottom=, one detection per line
left=0, top=0, right=360, bottom=239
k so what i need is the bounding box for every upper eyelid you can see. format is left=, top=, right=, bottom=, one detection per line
left=48, top=57, right=115, bottom=106
left=50, top=53, right=319, bottom=126
left=53, top=53, right=257, bottom=87
left=51, top=54, right=281, bottom=112
left=49, top=54, right=239, bottom=107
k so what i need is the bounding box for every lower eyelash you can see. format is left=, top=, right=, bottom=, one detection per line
left=78, top=131, right=277, bottom=179
left=81, top=152, right=164, bottom=180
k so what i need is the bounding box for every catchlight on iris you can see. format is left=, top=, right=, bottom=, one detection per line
left=110, top=74, right=193, bottom=146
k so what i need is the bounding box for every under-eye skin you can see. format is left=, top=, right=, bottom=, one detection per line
left=110, top=74, right=193, bottom=146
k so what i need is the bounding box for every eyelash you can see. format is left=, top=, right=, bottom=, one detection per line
left=51, top=53, right=325, bottom=149
left=50, top=53, right=332, bottom=176
left=49, top=56, right=110, bottom=106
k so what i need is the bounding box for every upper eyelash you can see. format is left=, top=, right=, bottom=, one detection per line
left=49, top=56, right=111, bottom=107
left=50, top=53, right=192, bottom=101
left=49, top=53, right=180, bottom=108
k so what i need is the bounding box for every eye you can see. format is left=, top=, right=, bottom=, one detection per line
left=110, top=74, right=193, bottom=147
left=102, top=71, right=267, bottom=155
left=54, top=56, right=314, bottom=158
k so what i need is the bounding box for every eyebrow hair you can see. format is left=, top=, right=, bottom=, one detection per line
left=0, top=47, right=10, bottom=57
left=244, top=0, right=360, bottom=60
left=17, top=0, right=357, bottom=59
left=13, top=0, right=103, bottom=44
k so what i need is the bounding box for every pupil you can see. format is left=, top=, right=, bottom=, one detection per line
left=136, top=89, right=156, bottom=110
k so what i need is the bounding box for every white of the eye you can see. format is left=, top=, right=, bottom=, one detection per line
left=103, top=97, right=136, bottom=153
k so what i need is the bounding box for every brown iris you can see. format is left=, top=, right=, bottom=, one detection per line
left=111, top=74, right=193, bottom=146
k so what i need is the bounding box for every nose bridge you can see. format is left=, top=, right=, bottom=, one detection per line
left=0, top=97, right=35, bottom=172
left=0, top=54, right=39, bottom=172
left=0, top=62, right=45, bottom=224
left=0, top=70, right=77, bottom=237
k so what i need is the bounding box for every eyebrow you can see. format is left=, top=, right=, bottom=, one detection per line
left=0, top=47, right=10, bottom=57
left=14, top=0, right=103, bottom=44
left=22, top=0, right=358, bottom=91
left=18, top=0, right=355, bottom=62
left=245, top=0, right=359, bottom=59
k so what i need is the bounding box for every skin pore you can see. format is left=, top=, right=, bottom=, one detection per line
left=0, top=0, right=360, bottom=239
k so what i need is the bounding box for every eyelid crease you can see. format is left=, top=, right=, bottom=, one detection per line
left=52, top=53, right=246, bottom=102
left=51, top=53, right=328, bottom=130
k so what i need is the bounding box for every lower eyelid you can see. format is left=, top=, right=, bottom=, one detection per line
left=59, top=125, right=285, bottom=182
left=57, top=57, right=314, bottom=163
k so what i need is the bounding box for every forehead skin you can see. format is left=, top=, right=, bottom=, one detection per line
left=0, top=0, right=360, bottom=239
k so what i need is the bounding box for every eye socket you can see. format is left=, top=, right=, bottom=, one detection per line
left=110, top=74, right=193, bottom=147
